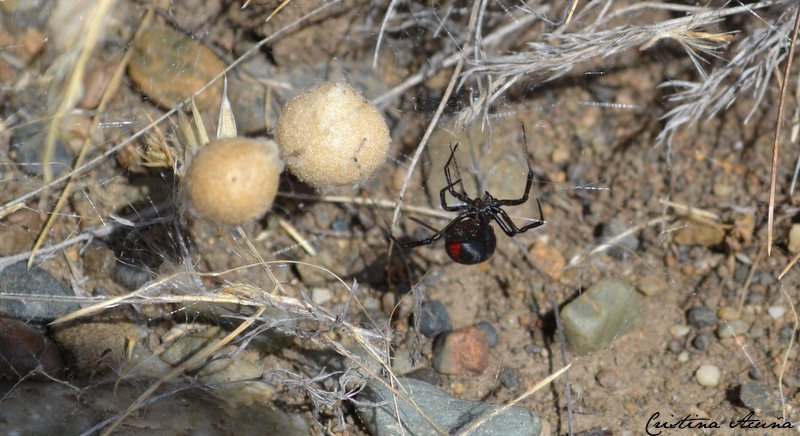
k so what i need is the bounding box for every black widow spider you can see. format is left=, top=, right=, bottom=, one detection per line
left=393, top=124, right=545, bottom=265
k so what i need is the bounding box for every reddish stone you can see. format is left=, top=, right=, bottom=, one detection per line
left=432, top=326, right=490, bottom=375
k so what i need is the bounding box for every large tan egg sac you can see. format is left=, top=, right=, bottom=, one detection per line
left=274, top=81, right=390, bottom=189
left=184, top=138, right=284, bottom=226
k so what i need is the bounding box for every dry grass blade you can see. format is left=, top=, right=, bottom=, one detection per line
left=26, top=0, right=126, bottom=268
left=767, top=3, right=800, bottom=256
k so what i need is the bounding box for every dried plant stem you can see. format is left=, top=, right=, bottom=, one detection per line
left=767, top=3, right=800, bottom=256
left=27, top=2, right=156, bottom=268
left=41, top=0, right=115, bottom=189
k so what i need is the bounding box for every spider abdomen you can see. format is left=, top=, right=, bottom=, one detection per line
left=445, top=219, right=496, bottom=265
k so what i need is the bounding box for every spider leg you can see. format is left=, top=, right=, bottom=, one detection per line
left=490, top=198, right=546, bottom=237
left=442, top=143, right=472, bottom=207
left=391, top=217, right=447, bottom=249
left=393, top=211, right=477, bottom=249
left=495, top=123, right=535, bottom=207
left=440, top=178, right=469, bottom=212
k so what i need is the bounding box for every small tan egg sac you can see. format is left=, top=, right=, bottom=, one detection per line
left=184, top=137, right=283, bottom=226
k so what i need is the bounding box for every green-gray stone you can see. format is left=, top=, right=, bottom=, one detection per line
left=561, top=277, right=641, bottom=353
left=358, top=377, right=542, bottom=436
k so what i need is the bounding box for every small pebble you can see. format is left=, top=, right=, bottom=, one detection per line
left=422, top=269, right=445, bottom=287
left=778, top=324, right=795, bottom=343
left=499, top=368, right=520, bottom=389
left=0, top=208, right=39, bottom=256
left=113, top=260, right=154, bottom=290
left=712, top=182, right=733, bottom=198
left=330, top=218, right=350, bottom=232
left=744, top=290, right=764, bottom=305
left=669, top=324, right=690, bottom=338
left=672, top=218, right=725, bottom=247
left=9, top=121, right=74, bottom=177
left=599, top=218, right=640, bottom=259
left=677, top=351, right=690, bottom=363
left=717, top=306, right=741, bottom=321
left=732, top=264, right=750, bottom=284
left=623, top=401, right=639, bottom=414
left=391, top=348, right=414, bottom=375
left=788, top=224, right=800, bottom=253
left=695, top=364, right=721, bottom=387
left=416, top=300, right=452, bottom=338
left=748, top=366, right=764, bottom=380
left=692, top=333, right=711, bottom=351
left=767, top=306, right=787, bottom=320
left=636, top=275, right=666, bottom=297
left=524, top=344, right=543, bottom=355
left=432, top=326, right=490, bottom=375
left=595, top=369, right=617, bottom=388
left=311, top=288, right=333, bottom=305
left=716, top=319, right=749, bottom=339
left=474, top=321, right=499, bottom=348
left=668, top=339, right=683, bottom=354
left=686, top=306, right=717, bottom=329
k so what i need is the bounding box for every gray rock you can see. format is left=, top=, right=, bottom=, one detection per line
left=686, top=306, right=717, bottom=329
left=740, top=381, right=785, bottom=415
left=0, top=380, right=309, bottom=434
left=474, top=321, right=499, bottom=348
left=0, top=261, right=80, bottom=322
left=417, top=299, right=452, bottom=338
left=357, top=377, right=541, bottom=436
left=9, top=121, right=74, bottom=177
left=599, top=218, right=639, bottom=258
left=561, top=278, right=641, bottom=353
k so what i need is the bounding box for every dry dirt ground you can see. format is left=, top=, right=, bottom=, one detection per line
left=1, top=1, right=800, bottom=435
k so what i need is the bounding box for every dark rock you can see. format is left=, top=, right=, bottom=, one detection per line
left=686, top=306, right=717, bottom=329
left=524, top=344, right=543, bottom=355
left=474, top=321, right=499, bottom=348
left=113, top=260, right=154, bottom=290
left=595, top=369, right=617, bottom=388
left=417, top=299, right=452, bottom=337
left=599, top=218, right=639, bottom=258
left=9, top=121, right=74, bottom=177
left=0, top=261, right=80, bottom=322
left=692, top=333, right=711, bottom=351
left=0, top=316, right=64, bottom=380
left=499, top=368, right=520, bottom=389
